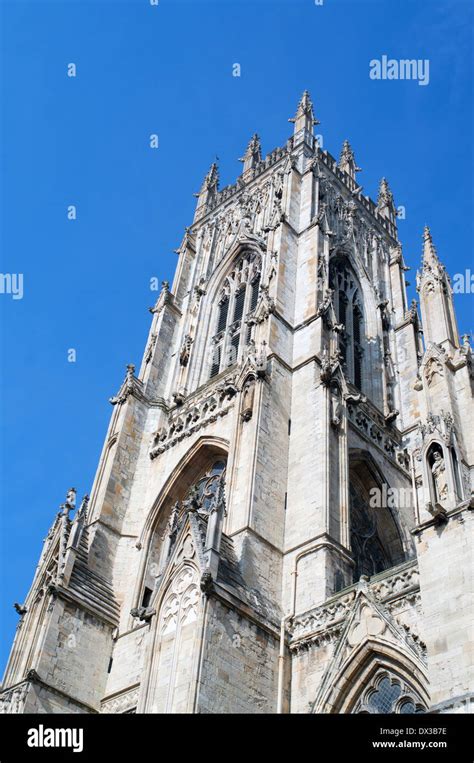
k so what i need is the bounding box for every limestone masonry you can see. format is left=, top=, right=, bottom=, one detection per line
left=2, top=92, right=473, bottom=714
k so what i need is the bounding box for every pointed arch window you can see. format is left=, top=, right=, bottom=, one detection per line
left=141, top=457, right=227, bottom=602
left=354, top=670, right=426, bottom=714
left=350, top=484, right=390, bottom=579
left=209, top=252, right=261, bottom=379
left=349, top=458, right=406, bottom=584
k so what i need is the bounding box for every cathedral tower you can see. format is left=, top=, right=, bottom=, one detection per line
left=1, top=92, right=472, bottom=715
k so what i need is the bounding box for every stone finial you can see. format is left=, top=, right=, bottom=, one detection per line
left=289, top=90, right=320, bottom=135
left=239, top=134, right=262, bottom=174
left=417, top=226, right=460, bottom=349
left=338, top=140, right=361, bottom=178
left=377, top=177, right=395, bottom=211
left=193, top=162, right=219, bottom=222
left=422, top=225, right=439, bottom=271
left=194, top=162, right=219, bottom=197
left=64, top=488, right=77, bottom=511
left=75, top=494, right=90, bottom=521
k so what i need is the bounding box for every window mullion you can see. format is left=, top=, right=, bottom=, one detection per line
left=223, top=288, right=238, bottom=369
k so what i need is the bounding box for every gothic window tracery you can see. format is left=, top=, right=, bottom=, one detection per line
left=209, top=252, right=261, bottom=378
left=330, top=259, right=365, bottom=390
left=349, top=461, right=406, bottom=583
left=142, top=458, right=226, bottom=602
left=353, top=670, right=426, bottom=714
left=350, top=485, right=390, bottom=580
left=181, top=460, right=226, bottom=514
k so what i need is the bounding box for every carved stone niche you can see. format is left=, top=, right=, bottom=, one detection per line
left=421, top=436, right=464, bottom=522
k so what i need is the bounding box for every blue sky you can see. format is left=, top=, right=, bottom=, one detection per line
left=0, top=0, right=472, bottom=674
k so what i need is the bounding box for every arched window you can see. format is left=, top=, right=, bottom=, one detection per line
left=180, top=460, right=226, bottom=514
left=350, top=485, right=391, bottom=579
left=209, top=252, right=261, bottom=378
left=354, top=670, right=426, bottom=714
left=349, top=458, right=406, bottom=583
left=330, top=259, right=365, bottom=390
left=141, top=457, right=227, bottom=599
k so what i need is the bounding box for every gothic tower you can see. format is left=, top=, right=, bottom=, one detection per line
left=1, top=91, right=472, bottom=715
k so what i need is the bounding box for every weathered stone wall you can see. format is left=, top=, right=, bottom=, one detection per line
left=32, top=599, right=113, bottom=712
left=197, top=598, right=280, bottom=714
left=416, top=511, right=474, bottom=709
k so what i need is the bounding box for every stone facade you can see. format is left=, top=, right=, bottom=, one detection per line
left=1, top=91, right=473, bottom=714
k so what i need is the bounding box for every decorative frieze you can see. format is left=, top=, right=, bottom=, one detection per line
left=101, top=685, right=140, bottom=714
left=0, top=682, right=29, bottom=714
left=290, top=591, right=356, bottom=644
left=289, top=561, right=420, bottom=650
left=346, top=397, right=409, bottom=471
left=370, top=563, right=420, bottom=603
left=150, top=374, right=238, bottom=459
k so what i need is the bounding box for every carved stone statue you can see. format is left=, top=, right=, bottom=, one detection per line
left=247, top=339, right=267, bottom=378
left=431, top=451, right=448, bottom=504
left=179, top=334, right=193, bottom=367
left=241, top=378, right=256, bottom=422
left=330, top=385, right=343, bottom=428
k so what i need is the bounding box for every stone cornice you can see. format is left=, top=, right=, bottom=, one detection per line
left=48, top=582, right=119, bottom=628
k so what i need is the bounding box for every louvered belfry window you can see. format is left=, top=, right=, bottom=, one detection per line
left=209, top=253, right=261, bottom=379
left=216, top=297, right=229, bottom=333
left=250, top=275, right=260, bottom=312
left=233, top=288, right=246, bottom=323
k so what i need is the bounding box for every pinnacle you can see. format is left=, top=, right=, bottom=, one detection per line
left=289, top=89, right=320, bottom=126
left=338, top=140, right=361, bottom=174
left=239, top=133, right=261, bottom=164
left=377, top=177, right=394, bottom=206
left=423, top=225, right=437, bottom=260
